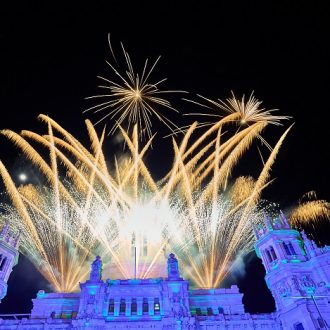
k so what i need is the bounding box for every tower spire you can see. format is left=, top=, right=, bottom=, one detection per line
left=263, top=212, right=273, bottom=232
left=279, top=210, right=290, bottom=229
left=0, top=223, right=9, bottom=239
left=13, top=230, right=21, bottom=248
left=252, top=223, right=260, bottom=239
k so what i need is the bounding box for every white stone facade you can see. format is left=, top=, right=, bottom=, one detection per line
left=0, top=216, right=330, bottom=329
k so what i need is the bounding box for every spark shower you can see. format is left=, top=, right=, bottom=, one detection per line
left=0, top=38, right=328, bottom=292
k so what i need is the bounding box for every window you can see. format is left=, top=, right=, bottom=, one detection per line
left=266, top=250, right=272, bottom=262
left=218, top=307, right=224, bottom=314
left=108, top=299, right=114, bottom=314
left=270, top=246, right=277, bottom=260
left=283, top=242, right=296, bottom=256
left=120, top=299, right=126, bottom=314
left=195, top=308, right=202, bottom=316
left=288, top=242, right=296, bottom=255
left=131, top=298, right=137, bottom=314
left=283, top=242, right=291, bottom=255
left=0, top=256, right=7, bottom=271
left=207, top=307, right=213, bottom=316
left=294, top=322, right=304, bottom=330
left=142, top=298, right=149, bottom=314
left=154, top=298, right=160, bottom=314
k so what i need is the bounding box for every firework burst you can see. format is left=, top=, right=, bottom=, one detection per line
left=84, top=35, right=186, bottom=140
left=184, top=91, right=290, bottom=127
left=289, top=191, right=330, bottom=226
left=0, top=106, right=295, bottom=291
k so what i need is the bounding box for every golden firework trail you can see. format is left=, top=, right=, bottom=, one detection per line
left=184, top=91, right=290, bottom=126
left=289, top=191, right=330, bottom=226
left=1, top=31, right=328, bottom=291
left=84, top=34, right=186, bottom=140
left=0, top=101, right=298, bottom=291
left=180, top=91, right=291, bottom=154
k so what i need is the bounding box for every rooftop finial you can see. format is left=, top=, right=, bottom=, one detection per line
left=167, top=253, right=182, bottom=280
left=252, top=223, right=260, bottom=239
left=13, top=230, right=21, bottom=248
left=263, top=212, right=273, bottom=232
left=0, top=222, right=10, bottom=239
left=89, top=256, right=102, bottom=281
left=301, top=230, right=319, bottom=258
left=279, top=210, right=290, bottom=229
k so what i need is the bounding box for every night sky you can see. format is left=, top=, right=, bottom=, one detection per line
left=0, top=1, right=329, bottom=314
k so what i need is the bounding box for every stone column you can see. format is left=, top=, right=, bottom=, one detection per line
left=125, top=298, right=131, bottom=317
left=114, top=298, right=120, bottom=317
left=148, top=298, right=154, bottom=316
left=137, top=297, right=143, bottom=316
left=260, top=250, right=270, bottom=272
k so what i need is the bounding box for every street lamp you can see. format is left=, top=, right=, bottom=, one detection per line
left=290, top=294, right=329, bottom=330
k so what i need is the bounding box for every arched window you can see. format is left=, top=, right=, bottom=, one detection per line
left=207, top=307, right=213, bottom=316
left=142, top=298, right=148, bottom=314
left=108, top=299, right=114, bottom=314
left=131, top=298, right=137, bottom=314
left=119, top=299, right=126, bottom=314
left=270, top=246, right=277, bottom=260
left=266, top=250, right=272, bottom=262
left=283, top=242, right=296, bottom=256
left=218, top=307, right=224, bottom=314
left=154, top=298, right=160, bottom=314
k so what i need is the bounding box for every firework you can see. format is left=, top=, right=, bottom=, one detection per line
left=84, top=35, right=186, bottom=140
left=0, top=105, right=295, bottom=291
left=289, top=191, right=330, bottom=226
left=229, top=176, right=255, bottom=207
left=184, top=91, right=290, bottom=126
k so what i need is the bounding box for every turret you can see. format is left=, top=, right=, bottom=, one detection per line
left=0, top=222, right=20, bottom=303
left=255, top=212, right=330, bottom=329
left=255, top=212, right=307, bottom=274
left=301, top=230, right=321, bottom=258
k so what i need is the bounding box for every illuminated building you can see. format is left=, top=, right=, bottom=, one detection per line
left=0, top=215, right=329, bottom=329
left=0, top=224, right=19, bottom=304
